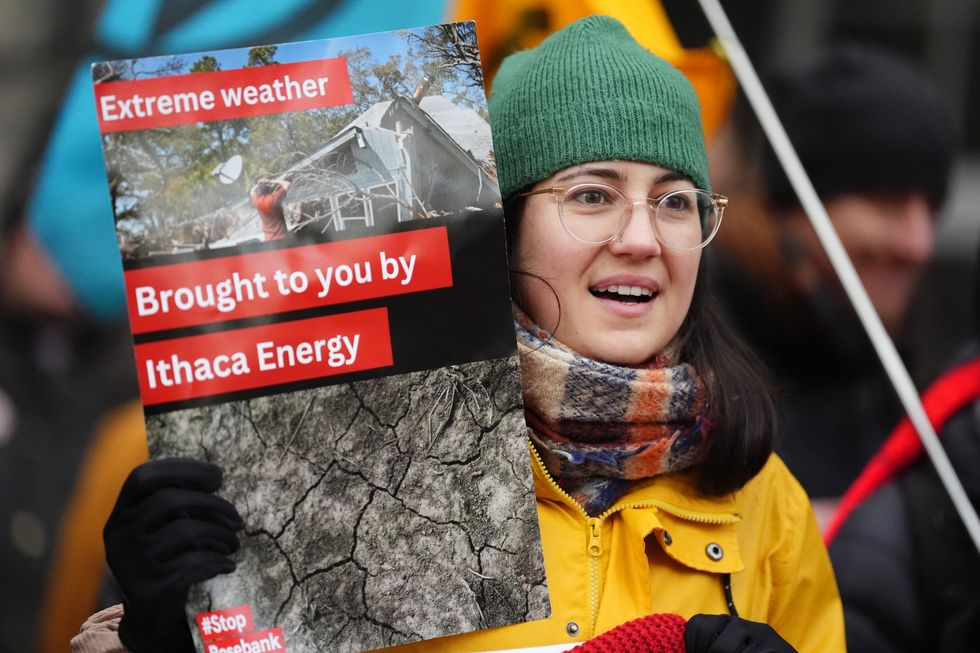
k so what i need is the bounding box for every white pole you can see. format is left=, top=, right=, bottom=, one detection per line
left=695, top=0, right=980, bottom=555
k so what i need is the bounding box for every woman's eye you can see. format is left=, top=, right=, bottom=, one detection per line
left=661, top=193, right=692, bottom=212
left=570, top=187, right=613, bottom=205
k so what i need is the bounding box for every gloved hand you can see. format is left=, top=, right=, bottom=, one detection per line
left=104, top=458, right=244, bottom=653
left=685, top=614, right=798, bottom=653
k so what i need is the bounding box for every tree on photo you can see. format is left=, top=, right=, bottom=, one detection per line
left=406, top=23, right=483, bottom=90
left=247, top=45, right=278, bottom=68
left=403, top=24, right=487, bottom=119
left=342, top=47, right=428, bottom=109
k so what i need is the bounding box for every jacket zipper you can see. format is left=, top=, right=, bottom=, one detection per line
left=529, top=443, right=600, bottom=634
left=528, top=442, right=739, bottom=636
left=587, top=517, right=603, bottom=635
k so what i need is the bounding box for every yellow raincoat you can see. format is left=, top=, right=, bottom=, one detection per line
left=383, top=451, right=845, bottom=653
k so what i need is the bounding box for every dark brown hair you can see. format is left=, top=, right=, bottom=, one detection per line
left=505, top=193, right=775, bottom=495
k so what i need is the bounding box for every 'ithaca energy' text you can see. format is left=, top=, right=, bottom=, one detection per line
left=144, top=335, right=360, bottom=389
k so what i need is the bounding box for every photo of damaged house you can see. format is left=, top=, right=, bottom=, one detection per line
left=209, top=84, right=498, bottom=248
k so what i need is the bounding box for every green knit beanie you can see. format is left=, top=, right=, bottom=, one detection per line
left=489, top=15, right=710, bottom=198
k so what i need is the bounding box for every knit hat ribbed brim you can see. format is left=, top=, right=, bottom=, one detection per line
left=489, top=15, right=709, bottom=197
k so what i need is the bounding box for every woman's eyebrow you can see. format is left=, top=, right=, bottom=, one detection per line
left=554, top=167, right=693, bottom=186
left=653, top=171, right=692, bottom=185
left=555, top=166, right=626, bottom=183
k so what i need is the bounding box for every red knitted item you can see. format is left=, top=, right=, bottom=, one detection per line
left=569, top=614, right=688, bottom=653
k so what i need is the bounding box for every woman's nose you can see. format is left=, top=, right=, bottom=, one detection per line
left=609, top=201, right=662, bottom=257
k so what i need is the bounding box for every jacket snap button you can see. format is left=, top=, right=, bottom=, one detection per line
left=662, top=530, right=672, bottom=546
left=566, top=621, right=580, bottom=636
left=706, top=542, right=724, bottom=561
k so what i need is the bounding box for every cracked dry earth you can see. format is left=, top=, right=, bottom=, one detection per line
left=148, top=356, right=550, bottom=652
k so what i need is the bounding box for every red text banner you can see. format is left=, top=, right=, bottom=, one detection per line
left=206, top=628, right=285, bottom=653
left=197, top=605, right=254, bottom=642
left=135, top=308, right=392, bottom=405
left=95, top=58, right=352, bottom=133
left=125, top=227, right=452, bottom=335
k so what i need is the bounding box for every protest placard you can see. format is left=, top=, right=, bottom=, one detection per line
left=95, top=23, right=548, bottom=652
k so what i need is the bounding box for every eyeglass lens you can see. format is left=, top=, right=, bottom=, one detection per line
left=558, top=184, right=720, bottom=249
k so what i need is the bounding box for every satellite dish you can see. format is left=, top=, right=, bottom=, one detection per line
left=212, top=154, right=243, bottom=184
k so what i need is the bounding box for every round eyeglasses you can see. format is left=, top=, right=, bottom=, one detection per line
left=519, top=183, right=727, bottom=251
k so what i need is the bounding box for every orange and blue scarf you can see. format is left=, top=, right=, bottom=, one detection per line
left=515, top=312, right=710, bottom=515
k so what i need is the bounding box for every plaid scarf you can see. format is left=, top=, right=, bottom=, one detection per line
left=515, top=312, right=710, bottom=516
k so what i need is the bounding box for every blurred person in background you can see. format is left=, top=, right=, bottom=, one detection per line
left=0, top=5, right=146, bottom=652
left=0, top=172, right=146, bottom=653
left=709, top=43, right=955, bottom=522
left=826, top=237, right=980, bottom=653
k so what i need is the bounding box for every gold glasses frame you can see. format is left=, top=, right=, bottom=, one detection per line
left=519, top=182, right=727, bottom=251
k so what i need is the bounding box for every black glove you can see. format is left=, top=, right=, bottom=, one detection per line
left=685, top=614, right=798, bottom=653
left=104, top=458, right=244, bottom=653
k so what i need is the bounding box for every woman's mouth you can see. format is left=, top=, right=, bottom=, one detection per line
left=589, top=284, right=657, bottom=304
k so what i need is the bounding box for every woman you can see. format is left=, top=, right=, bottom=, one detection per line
left=75, top=15, right=844, bottom=653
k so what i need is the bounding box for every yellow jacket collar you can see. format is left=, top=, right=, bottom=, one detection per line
left=531, top=448, right=744, bottom=574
